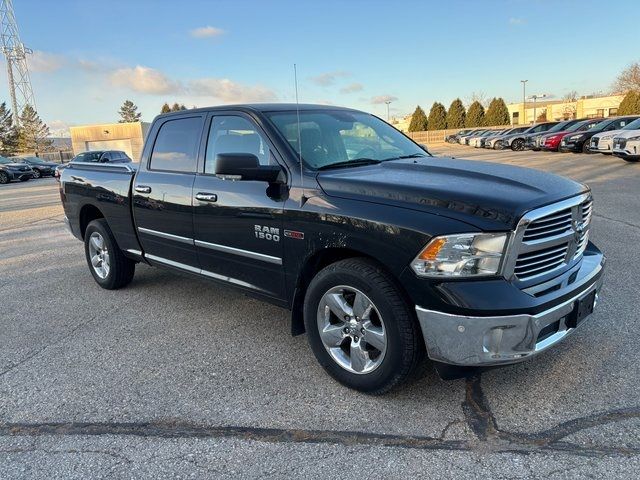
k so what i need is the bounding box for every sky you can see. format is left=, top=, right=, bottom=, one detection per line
left=2, top=0, right=639, bottom=135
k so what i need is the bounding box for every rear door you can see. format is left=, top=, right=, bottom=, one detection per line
left=191, top=112, right=287, bottom=299
left=133, top=114, right=205, bottom=269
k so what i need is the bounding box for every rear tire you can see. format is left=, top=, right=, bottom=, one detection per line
left=0, top=171, right=8, bottom=184
left=32, top=169, right=42, bottom=179
left=304, top=258, right=423, bottom=394
left=84, top=219, right=135, bottom=289
left=582, top=142, right=591, bottom=154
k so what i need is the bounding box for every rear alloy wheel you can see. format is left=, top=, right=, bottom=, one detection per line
left=0, top=171, right=8, bottom=184
left=304, top=258, right=423, bottom=394
left=582, top=142, right=592, bottom=154
left=512, top=138, right=525, bottom=151
left=84, top=219, right=135, bottom=289
left=32, top=169, right=41, bottom=179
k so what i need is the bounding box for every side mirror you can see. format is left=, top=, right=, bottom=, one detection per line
left=419, top=143, right=432, bottom=155
left=215, top=153, right=284, bottom=183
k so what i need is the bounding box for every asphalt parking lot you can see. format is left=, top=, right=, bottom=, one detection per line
left=1, top=146, right=639, bottom=478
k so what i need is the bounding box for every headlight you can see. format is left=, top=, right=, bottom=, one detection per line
left=567, top=134, right=584, bottom=141
left=410, top=233, right=507, bottom=277
left=627, top=135, right=640, bottom=141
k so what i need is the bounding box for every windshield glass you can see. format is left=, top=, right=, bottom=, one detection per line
left=565, top=121, right=591, bottom=132
left=267, top=110, right=426, bottom=170
left=546, top=121, right=572, bottom=133
left=623, top=118, right=640, bottom=130
left=0, top=158, right=15, bottom=164
left=24, top=157, right=45, bottom=163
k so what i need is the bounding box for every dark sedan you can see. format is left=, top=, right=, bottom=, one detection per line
left=15, top=156, right=59, bottom=178
left=0, top=157, right=35, bottom=184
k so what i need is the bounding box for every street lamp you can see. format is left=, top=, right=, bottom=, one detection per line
left=527, top=94, right=547, bottom=123
left=385, top=100, right=392, bottom=121
left=520, top=80, right=528, bottom=124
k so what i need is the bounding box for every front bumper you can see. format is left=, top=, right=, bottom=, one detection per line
left=415, top=253, right=605, bottom=366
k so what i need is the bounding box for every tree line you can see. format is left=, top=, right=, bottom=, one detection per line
left=408, top=98, right=510, bottom=132
left=0, top=103, right=52, bottom=156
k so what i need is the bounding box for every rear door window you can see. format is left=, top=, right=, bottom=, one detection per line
left=150, top=117, right=202, bottom=172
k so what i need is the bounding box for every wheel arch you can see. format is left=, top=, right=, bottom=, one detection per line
left=79, top=204, right=105, bottom=239
left=290, top=247, right=411, bottom=336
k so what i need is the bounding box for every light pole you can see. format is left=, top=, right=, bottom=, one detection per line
left=528, top=94, right=547, bottom=123
left=520, top=80, right=528, bottom=124
left=385, top=100, right=391, bottom=121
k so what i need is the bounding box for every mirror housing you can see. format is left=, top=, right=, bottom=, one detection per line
left=419, top=143, right=432, bottom=156
left=215, top=153, right=284, bottom=183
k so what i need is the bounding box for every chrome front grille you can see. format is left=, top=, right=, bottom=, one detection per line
left=505, top=194, right=593, bottom=283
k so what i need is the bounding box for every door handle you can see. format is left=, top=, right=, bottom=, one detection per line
left=135, top=185, right=152, bottom=194
left=195, top=192, right=218, bottom=202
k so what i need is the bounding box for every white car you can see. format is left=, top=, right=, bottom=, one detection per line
left=590, top=117, right=640, bottom=154
left=469, top=130, right=495, bottom=147
left=612, top=129, right=640, bottom=162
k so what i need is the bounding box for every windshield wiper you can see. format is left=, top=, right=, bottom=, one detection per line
left=380, top=153, right=429, bottom=162
left=317, top=158, right=382, bottom=170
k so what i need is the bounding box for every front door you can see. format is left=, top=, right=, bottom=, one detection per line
left=133, top=115, right=205, bottom=269
left=192, top=113, right=286, bottom=299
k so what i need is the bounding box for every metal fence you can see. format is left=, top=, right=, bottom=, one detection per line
left=406, top=125, right=510, bottom=145
left=22, top=150, right=75, bottom=163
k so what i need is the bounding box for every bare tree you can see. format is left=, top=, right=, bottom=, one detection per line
left=612, top=62, right=640, bottom=93
left=563, top=91, right=578, bottom=102
left=467, top=91, right=489, bottom=108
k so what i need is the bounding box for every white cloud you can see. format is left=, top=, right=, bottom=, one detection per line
left=309, top=71, right=349, bottom=86
left=371, top=94, right=398, bottom=105
left=48, top=119, right=74, bottom=136
left=189, top=78, right=276, bottom=103
left=340, top=82, right=363, bottom=94
left=28, top=50, right=65, bottom=73
left=110, top=65, right=181, bottom=94
left=509, top=17, right=525, bottom=25
left=190, top=26, right=225, bottom=38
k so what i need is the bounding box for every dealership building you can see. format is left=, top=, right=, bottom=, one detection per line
left=506, top=94, right=625, bottom=125
left=70, top=121, right=150, bottom=160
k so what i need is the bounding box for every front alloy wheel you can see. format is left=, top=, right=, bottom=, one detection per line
left=32, top=169, right=41, bottom=179
left=317, top=286, right=387, bottom=374
left=304, top=258, right=423, bottom=394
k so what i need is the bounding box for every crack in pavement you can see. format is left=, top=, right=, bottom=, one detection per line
left=1, top=375, right=638, bottom=458
left=593, top=213, right=640, bottom=230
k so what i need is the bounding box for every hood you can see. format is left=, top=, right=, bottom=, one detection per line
left=612, top=129, right=640, bottom=139
left=316, top=157, right=586, bottom=231
left=2, top=162, right=30, bottom=168
left=592, top=129, right=625, bottom=140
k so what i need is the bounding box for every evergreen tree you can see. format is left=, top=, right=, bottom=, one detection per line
left=160, top=102, right=171, bottom=114
left=408, top=105, right=428, bottom=132
left=0, top=102, right=18, bottom=156
left=485, top=97, right=510, bottom=126
left=171, top=103, right=187, bottom=112
left=118, top=100, right=142, bottom=123
left=617, top=91, right=640, bottom=115
left=427, top=102, right=447, bottom=130
left=446, top=98, right=466, bottom=129
left=465, top=101, right=485, bottom=127
left=17, top=105, right=52, bottom=154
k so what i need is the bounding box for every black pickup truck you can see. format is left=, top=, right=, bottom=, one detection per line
left=60, top=104, right=605, bottom=393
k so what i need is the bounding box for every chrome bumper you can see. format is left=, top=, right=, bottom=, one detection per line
left=415, top=273, right=604, bottom=366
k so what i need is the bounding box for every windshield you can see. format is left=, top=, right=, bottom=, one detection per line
left=565, top=121, right=591, bottom=132
left=23, top=157, right=45, bottom=164
left=267, top=110, right=426, bottom=170
left=623, top=118, right=640, bottom=130
left=0, top=158, right=16, bottom=164
left=546, top=121, right=573, bottom=133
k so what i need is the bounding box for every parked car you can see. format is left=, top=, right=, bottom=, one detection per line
left=540, top=119, right=603, bottom=152
left=612, top=130, right=640, bottom=162
left=559, top=116, right=639, bottom=154
left=525, top=120, right=581, bottom=150
left=484, top=127, right=529, bottom=149
left=469, top=130, right=499, bottom=148
left=60, top=103, right=604, bottom=393
left=460, top=129, right=486, bottom=145
left=477, top=129, right=510, bottom=148
left=72, top=150, right=132, bottom=164
left=445, top=129, right=473, bottom=143
left=589, top=117, right=640, bottom=154
left=0, top=157, right=35, bottom=184
left=499, top=122, right=558, bottom=151
left=15, top=156, right=59, bottom=178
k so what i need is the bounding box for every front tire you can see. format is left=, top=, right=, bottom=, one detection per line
left=32, top=169, right=42, bottom=179
left=511, top=138, right=525, bottom=151
left=84, top=219, right=135, bottom=289
left=0, top=171, right=8, bottom=184
left=304, top=258, right=423, bottom=394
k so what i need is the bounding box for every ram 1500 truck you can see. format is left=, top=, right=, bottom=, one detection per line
left=60, top=104, right=605, bottom=393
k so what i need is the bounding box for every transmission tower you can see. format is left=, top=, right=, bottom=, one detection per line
left=0, top=0, right=35, bottom=126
